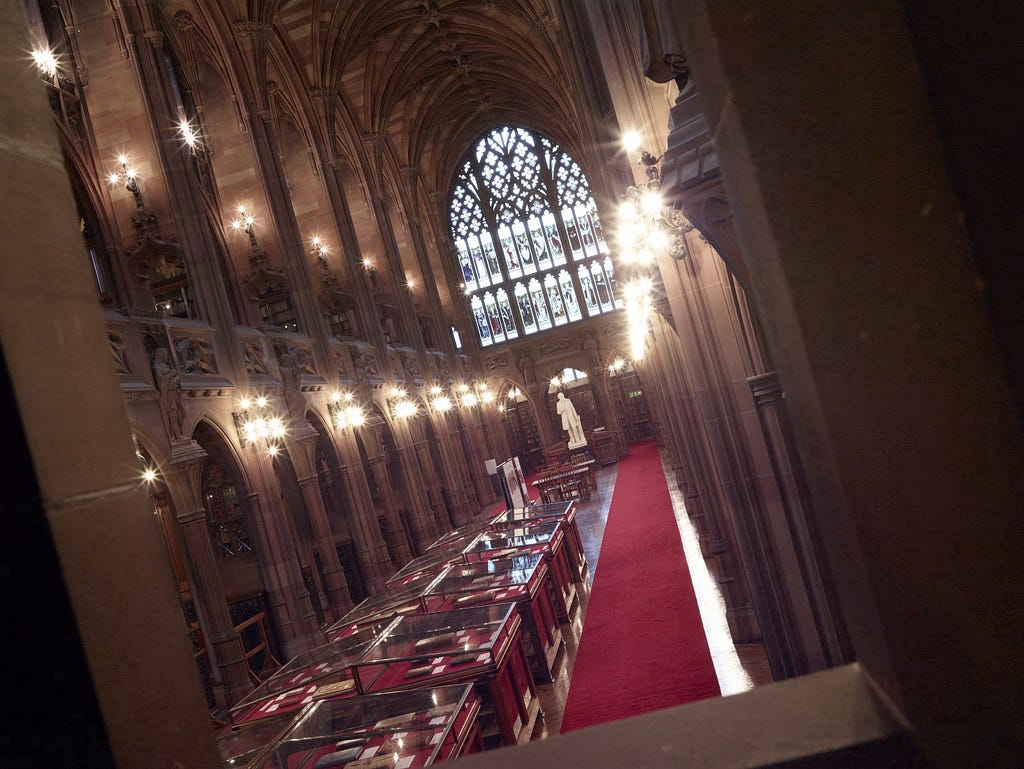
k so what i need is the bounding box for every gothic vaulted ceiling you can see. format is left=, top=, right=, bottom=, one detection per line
left=158, top=0, right=593, bottom=308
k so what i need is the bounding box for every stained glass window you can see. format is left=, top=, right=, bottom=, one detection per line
left=449, top=126, right=622, bottom=346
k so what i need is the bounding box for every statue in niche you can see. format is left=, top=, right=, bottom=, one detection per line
left=584, top=333, right=602, bottom=370
left=518, top=352, right=535, bottom=387
left=152, top=347, right=185, bottom=440
left=277, top=347, right=307, bottom=421
left=556, top=391, right=587, bottom=448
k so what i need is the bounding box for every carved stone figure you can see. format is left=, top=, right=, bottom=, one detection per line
left=556, top=391, right=586, bottom=448
left=152, top=347, right=185, bottom=440
left=584, top=333, right=602, bottom=370
left=518, top=352, right=536, bottom=387
left=278, top=348, right=307, bottom=420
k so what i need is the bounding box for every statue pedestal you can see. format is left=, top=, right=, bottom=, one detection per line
left=568, top=444, right=592, bottom=465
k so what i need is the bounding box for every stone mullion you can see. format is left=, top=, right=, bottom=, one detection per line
left=296, top=474, right=351, bottom=619
left=403, top=204, right=459, bottom=357
left=649, top=310, right=762, bottom=647
left=246, top=115, right=333, bottom=354
left=286, top=424, right=353, bottom=621
left=481, top=406, right=513, bottom=467
left=589, top=373, right=626, bottom=448
left=447, top=418, right=484, bottom=512
left=164, top=440, right=252, bottom=709
left=367, top=453, right=414, bottom=566
left=644, top=318, right=725, bottom=551
left=373, top=193, right=423, bottom=347
left=335, top=429, right=395, bottom=588
left=242, top=445, right=323, bottom=655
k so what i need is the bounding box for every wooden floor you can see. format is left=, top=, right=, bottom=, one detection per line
left=528, top=450, right=773, bottom=739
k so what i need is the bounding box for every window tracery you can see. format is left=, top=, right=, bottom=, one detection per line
left=449, top=126, right=622, bottom=347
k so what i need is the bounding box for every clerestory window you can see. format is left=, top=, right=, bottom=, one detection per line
left=449, top=126, right=622, bottom=347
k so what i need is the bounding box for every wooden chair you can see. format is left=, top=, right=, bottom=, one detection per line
left=539, top=481, right=563, bottom=503
left=560, top=479, right=585, bottom=502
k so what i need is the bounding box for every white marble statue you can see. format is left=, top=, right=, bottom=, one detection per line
left=556, top=391, right=587, bottom=448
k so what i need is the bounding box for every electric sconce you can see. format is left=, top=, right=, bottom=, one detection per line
left=176, top=117, right=204, bottom=152
left=310, top=236, right=329, bottom=261
left=389, top=387, right=419, bottom=420
left=230, top=204, right=260, bottom=250
left=31, top=47, right=60, bottom=80
left=429, top=385, right=454, bottom=414
left=107, top=154, right=146, bottom=209
left=235, top=395, right=287, bottom=456
left=328, top=391, right=366, bottom=430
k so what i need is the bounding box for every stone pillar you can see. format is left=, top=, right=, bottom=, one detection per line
left=367, top=453, right=414, bottom=565
left=335, top=429, right=395, bottom=592
left=428, top=413, right=474, bottom=526
left=671, top=2, right=1024, bottom=763
left=390, top=443, right=439, bottom=552
left=286, top=423, right=354, bottom=621
left=163, top=439, right=253, bottom=708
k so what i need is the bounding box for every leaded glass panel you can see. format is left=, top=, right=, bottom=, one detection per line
left=449, top=126, right=621, bottom=346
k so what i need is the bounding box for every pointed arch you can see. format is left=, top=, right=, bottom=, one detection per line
left=448, top=125, right=623, bottom=347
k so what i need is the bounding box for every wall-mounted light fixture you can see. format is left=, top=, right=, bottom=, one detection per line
left=108, top=154, right=146, bottom=209
left=388, top=387, right=418, bottom=420
left=31, top=47, right=60, bottom=80
left=616, top=152, right=692, bottom=264
left=310, top=236, right=328, bottom=261
left=428, top=385, right=454, bottom=414
left=608, top=357, right=627, bottom=375
left=234, top=395, right=286, bottom=456
left=328, top=390, right=366, bottom=430
left=230, top=204, right=260, bottom=250
left=175, top=117, right=201, bottom=149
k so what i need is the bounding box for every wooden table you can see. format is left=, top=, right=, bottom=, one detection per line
left=530, top=461, right=596, bottom=503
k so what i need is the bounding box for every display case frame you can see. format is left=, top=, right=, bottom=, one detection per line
left=238, top=684, right=482, bottom=769
left=418, top=554, right=563, bottom=683
left=349, top=603, right=539, bottom=747
left=230, top=620, right=395, bottom=726
left=500, top=501, right=587, bottom=584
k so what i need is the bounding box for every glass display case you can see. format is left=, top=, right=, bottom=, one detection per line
left=500, top=502, right=586, bottom=583
left=384, top=535, right=482, bottom=589
left=419, top=555, right=562, bottom=683
left=349, top=603, right=539, bottom=747
left=241, top=684, right=482, bottom=769
left=218, top=710, right=299, bottom=768
left=325, top=569, right=451, bottom=633
left=230, top=620, right=396, bottom=726
left=423, top=515, right=501, bottom=553
left=452, top=519, right=578, bottom=625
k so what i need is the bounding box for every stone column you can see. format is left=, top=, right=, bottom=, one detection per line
left=366, top=453, right=414, bottom=565
left=390, top=442, right=439, bottom=552
left=413, top=436, right=453, bottom=532
left=428, top=412, right=474, bottom=526
left=286, top=422, right=353, bottom=621
left=163, top=439, right=253, bottom=708
left=335, top=428, right=395, bottom=591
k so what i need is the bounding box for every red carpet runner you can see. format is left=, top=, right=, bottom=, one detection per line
left=559, top=441, right=721, bottom=733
